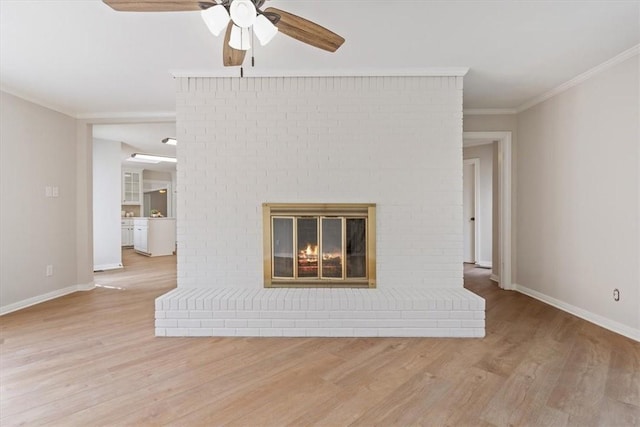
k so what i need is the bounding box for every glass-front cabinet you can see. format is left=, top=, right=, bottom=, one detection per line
left=122, top=169, right=142, bottom=205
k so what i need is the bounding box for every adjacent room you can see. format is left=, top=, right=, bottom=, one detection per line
left=1, top=0, right=638, bottom=424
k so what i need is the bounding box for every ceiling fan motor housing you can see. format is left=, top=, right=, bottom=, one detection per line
left=229, top=0, right=256, bottom=28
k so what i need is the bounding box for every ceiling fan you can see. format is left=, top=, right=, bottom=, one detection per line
left=103, top=0, right=345, bottom=67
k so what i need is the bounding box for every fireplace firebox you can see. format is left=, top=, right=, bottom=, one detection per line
left=263, top=203, right=376, bottom=288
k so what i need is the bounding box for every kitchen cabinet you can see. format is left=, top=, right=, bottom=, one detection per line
left=122, top=169, right=142, bottom=205
left=133, top=218, right=175, bottom=257
left=121, top=218, right=134, bottom=247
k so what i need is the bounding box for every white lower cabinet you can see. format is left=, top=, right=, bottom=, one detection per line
left=133, top=218, right=175, bottom=256
left=121, top=219, right=134, bottom=247
left=133, top=220, right=148, bottom=253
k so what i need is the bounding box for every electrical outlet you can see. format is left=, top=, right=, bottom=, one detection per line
left=52, top=186, right=59, bottom=197
left=45, top=186, right=53, bottom=198
left=46, top=265, right=53, bottom=277
left=613, top=288, right=620, bottom=302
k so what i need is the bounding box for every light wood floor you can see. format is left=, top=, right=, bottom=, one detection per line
left=1, top=251, right=638, bottom=426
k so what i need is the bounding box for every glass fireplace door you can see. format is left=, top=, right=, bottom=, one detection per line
left=265, top=203, right=375, bottom=288
left=321, top=217, right=343, bottom=278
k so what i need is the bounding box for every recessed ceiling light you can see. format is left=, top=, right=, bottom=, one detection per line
left=127, top=157, right=159, bottom=164
left=130, top=153, right=177, bottom=163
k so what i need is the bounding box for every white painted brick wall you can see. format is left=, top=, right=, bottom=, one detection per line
left=175, top=76, right=464, bottom=290
left=155, top=288, right=485, bottom=338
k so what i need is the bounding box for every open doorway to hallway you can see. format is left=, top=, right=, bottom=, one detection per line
left=463, top=131, right=513, bottom=290
left=463, top=141, right=496, bottom=276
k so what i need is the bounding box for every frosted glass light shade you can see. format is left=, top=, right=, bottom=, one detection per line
left=229, top=0, right=256, bottom=28
left=131, top=153, right=177, bottom=163
left=229, top=24, right=251, bottom=50
left=201, top=5, right=230, bottom=36
left=253, top=14, right=278, bottom=46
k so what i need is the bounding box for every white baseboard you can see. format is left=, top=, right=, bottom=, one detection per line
left=514, top=283, right=640, bottom=342
left=477, top=261, right=492, bottom=269
left=0, top=282, right=95, bottom=316
left=93, top=263, right=123, bottom=272
left=489, top=274, right=499, bottom=283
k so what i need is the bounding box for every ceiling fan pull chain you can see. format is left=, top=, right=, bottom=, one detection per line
left=251, top=26, right=256, bottom=67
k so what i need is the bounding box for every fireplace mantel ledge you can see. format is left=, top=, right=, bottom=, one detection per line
left=155, top=288, right=485, bottom=338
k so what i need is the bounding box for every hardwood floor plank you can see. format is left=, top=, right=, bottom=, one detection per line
left=0, top=252, right=638, bottom=425
left=597, top=397, right=640, bottom=426
left=411, top=366, right=506, bottom=426
left=172, top=349, right=345, bottom=426
left=547, top=329, right=612, bottom=420
left=50, top=338, right=312, bottom=425
left=479, top=335, right=572, bottom=426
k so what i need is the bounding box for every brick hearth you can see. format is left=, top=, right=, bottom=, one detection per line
left=155, top=288, right=484, bottom=338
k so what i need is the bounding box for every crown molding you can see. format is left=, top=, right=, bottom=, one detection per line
left=1, top=85, right=177, bottom=121
left=464, top=108, right=517, bottom=115
left=1, top=85, right=76, bottom=118
left=76, top=111, right=176, bottom=121
left=170, top=67, right=470, bottom=78
left=517, top=44, right=640, bottom=113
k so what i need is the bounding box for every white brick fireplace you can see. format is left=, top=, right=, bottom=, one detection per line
left=155, top=73, right=485, bottom=337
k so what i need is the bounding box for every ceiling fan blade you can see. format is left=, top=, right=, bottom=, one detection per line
left=102, top=0, right=214, bottom=12
left=264, top=7, right=344, bottom=52
left=223, top=22, right=247, bottom=66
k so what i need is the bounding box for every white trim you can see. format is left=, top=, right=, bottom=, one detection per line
left=0, top=282, right=95, bottom=316
left=93, top=263, right=123, bottom=272
left=463, top=131, right=513, bottom=290
left=515, top=284, right=640, bottom=343
left=477, top=261, right=492, bottom=269
left=464, top=139, right=495, bottom=148
left=490, top=274, right=499, bottom=283
left=464, top=108, right=517, bottom=115
left=0, top=87, right=178, bottom=120
left=1, top=85, right=76, bottom=117
left=77, top=111, right=177, bottom=120
left=463, top=158, right=481, bottom=264
left=517, top=44, right=640, bottom=113
left=170, top=67, right=470, bottom=78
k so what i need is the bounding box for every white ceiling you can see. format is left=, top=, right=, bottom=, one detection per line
left=93, top=122, right=177, bottom=171
left=1, top=0, right=638, bottom=118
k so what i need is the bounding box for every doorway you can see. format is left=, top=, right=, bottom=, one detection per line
left=463, top=131, right=513, bottom=290
left=463, top=159, right=479, bottom=263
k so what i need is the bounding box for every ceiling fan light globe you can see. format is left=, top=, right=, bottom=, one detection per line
left=201, top=5, right=230, bottom=36
left=254, top=14, right=278, bottom=46
left=229, top=0, right=256, bottom=28
left=229, top=24, right=251, bottom=50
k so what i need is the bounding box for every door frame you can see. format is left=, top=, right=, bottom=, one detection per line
left=463, top=131, right=513, bottom=290
left=463, top=158, right=480, bottom=264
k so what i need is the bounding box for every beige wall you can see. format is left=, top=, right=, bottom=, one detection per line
left=516, top=55, right=639, bottom=336
left=0, top=91, right=89, bottom=312
left=464, top=114, right=518, bottom=135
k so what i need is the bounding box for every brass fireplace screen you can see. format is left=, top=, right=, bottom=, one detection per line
left=263, top=203, right=376, bottom=288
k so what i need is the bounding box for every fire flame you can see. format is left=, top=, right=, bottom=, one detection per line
left=299, top=243, right=318, bottom=264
